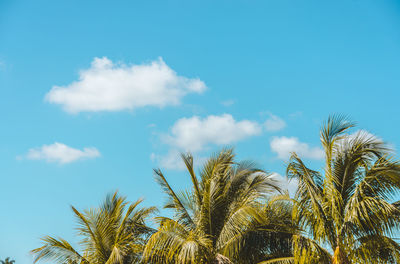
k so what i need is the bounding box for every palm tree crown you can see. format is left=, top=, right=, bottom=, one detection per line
left=288, top=115, right=400, bottom=263
left=0, top=258, right=15, bottom=264
left=31, top=192, right=156, bottom=264
left=143, top=149, right=295, bottom=264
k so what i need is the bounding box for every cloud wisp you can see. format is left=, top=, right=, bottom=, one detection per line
left=264, top=113, right=286, bottom=132
left=45, top=57, right=206, bottom=113
left=221, top=99, right=235, bottom=107
left=270, top=136, right=324, bottom=160
left=22, top=142, right=100, bottom=164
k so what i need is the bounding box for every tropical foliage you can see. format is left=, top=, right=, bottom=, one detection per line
left=31, top=192, right=156, bottom=264
left=143, top=149, right=295, bottom=264
left=0, top=258, right=15, bottom=264
left=288, top=115, right=400, bottom=263
left=31, top=116, right=400, bottom=264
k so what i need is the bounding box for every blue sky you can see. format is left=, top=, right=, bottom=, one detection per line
left=1, top=0, right=400, bottom=263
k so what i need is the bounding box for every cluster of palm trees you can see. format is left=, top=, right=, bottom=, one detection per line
left=31, top=116, right=400, bottom=263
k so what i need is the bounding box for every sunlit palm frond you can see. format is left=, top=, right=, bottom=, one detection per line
left=147, top=149, right=293, bottom=263
left=181, top=152, right=202, bottom=206
left=154, top=168, right=194, bottom=226
left=219, top=198, right=295, bottom=264
left=258, top=257, right=294, bottom=264
left=351, top=235, right=400, bottom=264
left=289, top=115, right=400, bottom=264
left=320, top=115, right=355, bottom=168
left=292, top=235, right=332, bottom=264
left=32, top=192, right=154, bottom=264
left=143, top=218, right=211, bottom=263
left=198, top=148, right=235, bottom=192
left=287, top=154, right=333, bottom=245
left=330, top=130, right=389, bottom=204
left=31, top=236, right=88, bottom=264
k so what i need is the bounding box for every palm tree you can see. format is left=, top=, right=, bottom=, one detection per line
left=0, top=258, right=15, bottom=264
left=287, top=115, right=400, bottom=264
left=143, top=149, right=296, bottom=264
left=31, top=192, right=156, bottom=264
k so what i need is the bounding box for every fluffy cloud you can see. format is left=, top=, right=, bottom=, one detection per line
left=24, top=142, right=100, bottom=164
left=155, top=114, right=262, bottom=170
left=264, top=113, right=286, bottom=132
left=163, top=114, right=262, bottom=152
left=270, top=136, right=324, bottom=160
left=45, top=57, right=206, bottom=113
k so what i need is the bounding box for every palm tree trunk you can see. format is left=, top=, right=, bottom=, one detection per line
left=332, top=246, right=350, bottom=264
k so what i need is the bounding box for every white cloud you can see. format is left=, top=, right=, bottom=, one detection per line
left=270, top=136, right=324, bottom=160
left=163, top=114, right=262, bottom=152
left=271, top=172, right=298, bottom=196
left=264, top=113, right=286, bottom=132
left=23, top=142, right=100, bottom=164
left=45, top=57, right=206, bottom=113
left=154, top=114, right=262, bottom=170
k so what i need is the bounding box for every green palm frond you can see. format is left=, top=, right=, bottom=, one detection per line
left=258, top=257, right=294, bottom=264
left=181, top=152, right=202, bottom=206
left=288, top=115, right=400, bottom=264
left=0, top=258, right=15, bottom=264
left=293, top=235, right=332, bottom=264
left=320, top=115, right=355, bottom=154
left=146, top=149, right=294, bottom=264
left=143, top=218, right=211, bottom=263
left=352, top=235, right=400, bottom=263
left=31, top=192, right=154, bottom=264
left=31, top=236, right=87, bottom=264
left=154, top=168, right=194, bottom=226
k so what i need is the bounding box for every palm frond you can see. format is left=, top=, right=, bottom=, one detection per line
left=258, top=257, right=294, bottom=264
left=31, top=236, right=88, bottom=264
left=181, top=152, right=202, bottom=206
left=154, top=168, right=194, bottom=226
left=32, top=191, right=154, bottom=264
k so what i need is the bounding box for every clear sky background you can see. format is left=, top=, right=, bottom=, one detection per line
left=1, top=0, right=400, bottom=263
